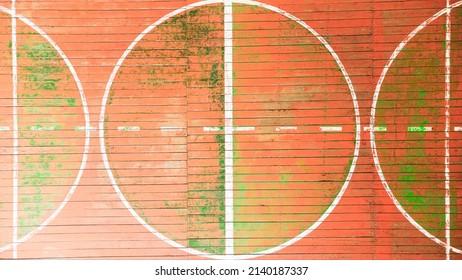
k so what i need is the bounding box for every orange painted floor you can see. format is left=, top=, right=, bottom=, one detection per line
left=0, top=0, right=461, bottom=259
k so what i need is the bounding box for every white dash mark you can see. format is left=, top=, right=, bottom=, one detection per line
left=276, top=126, right=297, bottom=131
left=203, top=126, right=222, bottom=132
left=234, top=126, right=255, bottom=132
left=118, top=126, right=141, bottom=132
left=29, top=125, right=56, bottom=131
left=0, top=126, right=10, bottom=131
left=364, top=126, right=387, bottom=132
left=444, top=0, right=451, bottom=261
left=407, top=126, right=432, bottom=132
left=454, top=127, right=462, bottom=132
left=12, top=0, right=18, bottom=260
left=74, top=126, right=96, bottom=131
left=224, top=0, right=234, bottom=256
left=160, top=126, right=182, bottom=132
left=320, top=126, right=343, bottom=132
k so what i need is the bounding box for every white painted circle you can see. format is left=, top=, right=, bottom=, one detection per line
left=370, top=1, right=462, bottom=255
left=99, top=0, right=361, bottom=259
left=0, top=7, right=90, bottom=254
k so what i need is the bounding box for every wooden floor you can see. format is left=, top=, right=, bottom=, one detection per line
left=0, top=0, right=461, bottom=260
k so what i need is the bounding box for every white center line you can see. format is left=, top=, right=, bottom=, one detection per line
left=118, top=126, right=141, bottom=132
left=444, top=0, right=451, bottom=261
left=12, top=0, right=18, bottom=260
left=407, top=126, right=432, bottom=132
left=224, top=0, right=234, bottom=256
left=320, top=126, right=343, bottom=132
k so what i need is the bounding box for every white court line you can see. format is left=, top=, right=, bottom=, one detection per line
left=118, top=126, right=141, bottom=132
left=11, top=0, right=18, bottom=260
left=407, top=126, right=432, bottom=132
left=160, top=126, right=183, bottom=132
left=224, top=0, right=234, bottom=256
left=364, top=126, right=387, bottom=132
left=74, top=126, right=97, bottom=131
left=320, top=126, right=342, bottom=132
left=444, top=0, right=451, bottom=260
left=276, top=126, right=297, bottom=131
left=0, top=126, right=10, bottom=131
left=455, top=127, right=462, bottom=132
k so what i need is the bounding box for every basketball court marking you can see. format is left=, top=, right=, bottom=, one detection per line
left=224, top=0, right=234, bottom=256
left=364, top=126, right=387, bottom=132
left=203, top=127, right=222, bottom=132
left=99, top=0, right=361, bottom=259
left=29, top=125, right=56, bottom=131
left=275, top=126, right=297, bottom=132
left=370, top=0, right=462, bottom=256
left=444, top=0, right=451, bottom=261
left=320, top=126, right=343, bottom=132
left=203, top=126, right=254, bottom=132
left=75, top=126, right=97, bottom=131
left=0, top=5, right=90, bottom=255
left=11, top=0, right=18, bottom=260
left=407, top=126, right=433, bottom=132
left=118, top=126, right=141, bottom=132
left=160, top=127, right=183, bottom=132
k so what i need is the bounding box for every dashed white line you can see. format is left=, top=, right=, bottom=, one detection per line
left=454, top=127, right=462, bottom=132
left=320, top=126, right=343, bottom=132
left=407, top=126, right=432, bottom=132
left=0, top=126, right=10, bottom=131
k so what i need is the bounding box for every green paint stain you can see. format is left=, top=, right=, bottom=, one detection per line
left=66, top=98, right=76, bottom=106
left=21, top=41, right=64, bottom=91
left=18, top=152, right=60, bottom=238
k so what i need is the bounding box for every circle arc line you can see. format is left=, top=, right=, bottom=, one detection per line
left=0, top=6, right=91, bottom=254
left=99, top=0, right=361, bottom=260
left=369, top=0, right=462, bottom=255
